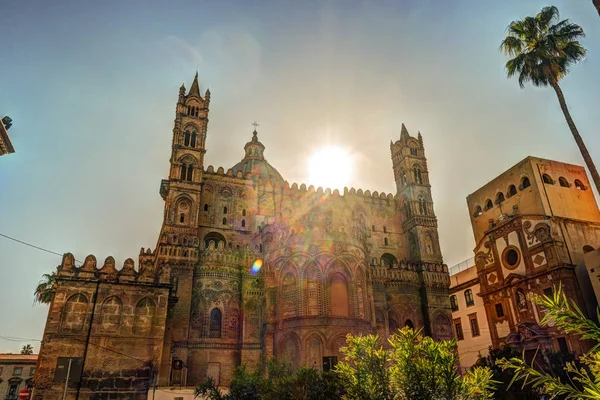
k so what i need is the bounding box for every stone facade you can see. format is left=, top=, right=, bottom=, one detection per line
left=0, top=354, right=37, bottom=399
left=448, top=262, right=493, bottom=372
left=466, top=156, right=600, bottom=358
left=35, top=73, right=452, bottom=398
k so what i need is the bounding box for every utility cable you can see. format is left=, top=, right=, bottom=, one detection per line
left=0, top=232, right=82, bottom=264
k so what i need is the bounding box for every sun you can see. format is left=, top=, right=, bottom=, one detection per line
left=307, top=146, right=353, bottom=190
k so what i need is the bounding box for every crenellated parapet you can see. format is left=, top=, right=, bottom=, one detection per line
left=56, top=252, right=171, bottom=285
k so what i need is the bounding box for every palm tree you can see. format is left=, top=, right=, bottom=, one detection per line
left=500, top=6, right=600, bottom=194
left=21, top=344, right=33, bottom=355
left=34, top=272, right=56, bottom=305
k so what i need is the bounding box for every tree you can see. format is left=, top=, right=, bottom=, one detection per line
left=20, top=344, right=33, bottom=355
left=194, top=359, right=344, bottom=400
left=335, top=328, right=496, bottom=400
left=33, top=272, right=56, bottom=305
left=477, top=346, right=546, bottom=399
left=593, top=0, right=600, bottom=17
left=497, top=285, right=600, bottom=398
left=500, top=6, right=600, bottom=194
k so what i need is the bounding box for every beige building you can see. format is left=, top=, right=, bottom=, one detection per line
left=0, top=116, right=15, bottom=156
left=35, top=73, right=452, bottom=399
left=0, top=354, right=37, bottom=399
left=466, top=156, right=600, bottom=358
left=449, top=260, right=492, bottom=372
left=583, top=248, right=600, bottom=303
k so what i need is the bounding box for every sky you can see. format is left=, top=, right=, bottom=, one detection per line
left=1, top=0, right=599, bottom=353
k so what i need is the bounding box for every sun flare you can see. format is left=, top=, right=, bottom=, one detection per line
left=307, top=146, right=353, bottom=190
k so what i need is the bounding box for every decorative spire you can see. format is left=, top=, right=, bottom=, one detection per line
left=418, top=131, right=423, bottom=146
left=178, top=83, right=186, bottom=103
left=400, top=123, right=410, bottom=140
left=188, top=72, right=201, bottom=98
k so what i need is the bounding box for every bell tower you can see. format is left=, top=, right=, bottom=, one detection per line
left=155, top=74, right=211, bottom=383
left=391, top=124, right=442, bottom=264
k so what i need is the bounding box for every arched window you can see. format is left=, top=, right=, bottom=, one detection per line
left=409, top=146, right=418, bottom=156
left=259, top=244, right=263, bottom=253
left=176, top=200, right=190, bottom=225
left=464, top=289, right=474, bottom=307
left=424, top=233, right=434, bottom=254
left=484, top=199, right=493, bottom=211
left=473, top=206, right=482, bottom=217
left=241, top=219, right=246, bottom=228
left=305, top=265, right=322, bottom=316
left=222, top=217, right=227, bottom=225
left=450, top=295, right=458, bottom=311
left=404, top=319, right=414, bottom=329
left=418, top=197, right=427, bottom=215
left=204, top=203, right=209, bottom=212
left=204, top=232, right=226, bottom=248
left=242, top=209, right=246, bottom=217
left=254, top=149, right=258, bottom=156
left=282, top=273, right=298, bottom=318
left=134, top=298, right=156, bottom=335
left=191, top=132, right=197, bottom=148
left=404, top=201, right=411, bottom=219
left=507, top=185, right=517, bottom=197
left=583, top=245, right=595, bottom=254
left=542, top=174, right=554, bottom=184
left=195, top=108, right=199, bottom=117
left=559, top=177, right=569, bottom=187
left=383, top=226, right=387, bottom=233
left=223, top=206, right=228, bottom=214
left=384, top=237, right=389, bottom=246
left=180, top=164, right=193, bottom=181
left=209, top=308, right=222, bottom=338
left=100, top=296, right=122, bottom=332
left=413, top=165, right=423, bottom=184
left=521, top=177, right=531, bottom=189
left=574, top=179, right=586, bottom=190
left=496, top=192, right=505, bottom=204
left=61, top=293, right=88, bottom=333
left=330, top=273, right=349, bottom=317
left=184, top=131, right=191, bottom=146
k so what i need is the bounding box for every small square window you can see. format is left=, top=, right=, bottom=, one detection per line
left=30, top=367, right=36, bottom=376
left=14, top=366, right=22, bottom=376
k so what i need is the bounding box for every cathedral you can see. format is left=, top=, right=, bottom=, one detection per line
left=34, top=73, right=452, bottom=399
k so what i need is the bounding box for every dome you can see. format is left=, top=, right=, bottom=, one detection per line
left=231, top=129, right=284, bottom=183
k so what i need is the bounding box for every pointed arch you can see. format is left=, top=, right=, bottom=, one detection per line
left=412, top=163, right=423, bottom=184
left=100, top=296, right=122, bottom=332
left=507, top=184, right=517, bottom=197
left=330, top=272, right=349, bottom=317
left=209, top=308, right=222, bottom=338
left=61, top=293, right=88, bottom=333
left=279, top=332, right=300, bottom=369
left=134, top=298, right=156, bottom=334
left=303, top=263, right=323, bottom=316
left=305, top=333, right=324, bottom=369
left=281, top=271, right=298, bottom=319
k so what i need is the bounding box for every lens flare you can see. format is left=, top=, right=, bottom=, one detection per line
left=250, top=258, right=263, bottom=275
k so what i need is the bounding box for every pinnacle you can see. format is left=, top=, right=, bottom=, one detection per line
left=188, top=71, right=201, bottom=98
left=400, top=123, right=410, bottom=139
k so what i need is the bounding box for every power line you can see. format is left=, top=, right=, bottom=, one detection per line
left=0, top=232, right=82, bottom=264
